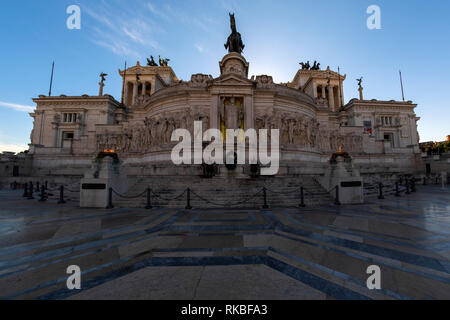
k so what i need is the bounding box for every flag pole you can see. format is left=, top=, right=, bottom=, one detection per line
left=399, top=70, right=405, bottom=101
left=338, top=66, right=343, bottom=108
left=48, top=61, right=55, bottom=96
left=121, top=61, right=127, bottom=105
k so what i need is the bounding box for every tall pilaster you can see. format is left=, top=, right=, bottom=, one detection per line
left=210, top=95, right=220, bottom=130
left=133, top=82, right=138, bottom=105
left=124, top=82, right=129, bottom=105
left=328, top=85, right=335, bottom=110
left=244, top=95, right=254, bottom=129
left=337, top=86, right=342, bottom=109
left=52, top=124, right=59, bottom=147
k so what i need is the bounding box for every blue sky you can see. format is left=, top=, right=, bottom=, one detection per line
left=0, top=0, right=449, bottom=152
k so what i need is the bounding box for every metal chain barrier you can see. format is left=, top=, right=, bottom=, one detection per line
left=112, top=188, right=147, bottom=199
left=264, top=186, right=302, bottom=195
left=151, top=189, right=187, bottom=202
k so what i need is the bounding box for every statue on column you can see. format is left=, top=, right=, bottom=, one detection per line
left=357, top=77, right=364, bottom=100
left=98, top=73, right=107, bottom=96
left=224, top=13, right=245, bottom=54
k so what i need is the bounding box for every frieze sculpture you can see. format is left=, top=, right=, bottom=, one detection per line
left=224, top=13, right=245, bottom=54
left=96, top=109, right=210, bottom=153
left=96, top=107, right=362, bottom=154
left=189, top=74, right=213, bottom=87
left=255, top=110, right=363, bottom=152
left=254, top=75, right=275, bottom=89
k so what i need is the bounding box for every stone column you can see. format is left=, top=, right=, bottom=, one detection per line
left=328, top=85, right=335, bottom=110
left=337, top=86, right=342, bottom=109
left=37, top=111, right=45, bottom=146
left=52, top=124, right=59, bottom=147
left=210, top=95, right=220, bottom=130
left=133, top=82, right=138, bottom=105
left=244, top=95, right=254, bottom=130
left=99, top=82, right=104, bottom=96
left=359, top=86, right=364, bottom=100
left=123, top=82, right=129, bottom=104
left=142, top=82, right=146, bottom=96
left=321, top=86, right=326, bottom=99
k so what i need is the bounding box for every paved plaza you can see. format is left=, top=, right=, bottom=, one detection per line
left=0, top=185, right=449, bottom=300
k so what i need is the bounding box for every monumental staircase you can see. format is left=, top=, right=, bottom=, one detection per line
left=112, top=175, right=334, bottom=209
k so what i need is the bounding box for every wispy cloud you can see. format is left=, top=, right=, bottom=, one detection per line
left=0, top=141, right=28, bottom=154
left=147, top=2, right=169, bottom=21
left=164, top=4, right=210, bottom=32
left=195, top=44, right=205, bottom=53
left=80, top=2, right=220, bottom=61
left=82, top=2, right=163, bottom=59
left=0, top=101, right=35, bottom=113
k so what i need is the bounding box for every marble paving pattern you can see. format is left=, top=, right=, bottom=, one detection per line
left=0, top=186, right=449, bottom=300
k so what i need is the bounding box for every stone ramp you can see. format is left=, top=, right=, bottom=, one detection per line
left=113, top=176, right=334, bottom=209
left=1, top=186, right=449, bottom=300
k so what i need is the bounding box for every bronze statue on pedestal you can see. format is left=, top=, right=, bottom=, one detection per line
left=224, top=13, right=245, bottom=54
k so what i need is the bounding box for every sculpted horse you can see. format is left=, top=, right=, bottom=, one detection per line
left=224, top=13, right=245, bottom=54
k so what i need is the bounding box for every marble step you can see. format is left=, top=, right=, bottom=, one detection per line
left=113, top=176, right=333, bottom=208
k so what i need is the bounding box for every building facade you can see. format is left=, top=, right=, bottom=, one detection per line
left=26, top=51, right=422, bottom=181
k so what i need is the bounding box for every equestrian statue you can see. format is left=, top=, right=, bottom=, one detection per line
left=224, top=13, right=245, bottom=54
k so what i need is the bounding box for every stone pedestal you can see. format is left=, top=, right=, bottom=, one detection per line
left=319, top=153, right=364, bottom=204
left=80, top=155, right=121, bottom=208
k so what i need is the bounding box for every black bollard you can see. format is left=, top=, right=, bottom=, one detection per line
left=423, top=177, right=427, bottom=186
left=335, top=186, right=341, bottom=206
left=145, top=187, right=152, bottom=209
left=411, top=179, right=416, bottom=193
left=299, top=187, right=306, bottom=208
left=57, top=186, right=66, bottom=204
left=38, top=185, right=47, bottom=202
left=185, top=188, right=192, bottom=210
left=23, top=183, right=28, bottom=198
left=262, top=187, right=269, bottom=209
left=12, top=181, right=17, bottom=190
left=378, top=183, right=385, bottom=200
left=45, top=181, right=48, bottom=190
left=106, top=187, right=114, bottom=209
left=27, top=182, right=34, bottom=200
left=406, top=181, right=411, bottom=195
left=36, top=182, right=40, bottom=192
